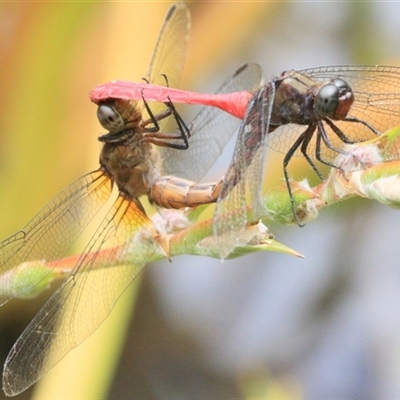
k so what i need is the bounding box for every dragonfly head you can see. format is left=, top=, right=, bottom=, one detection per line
left=315, top=78, right=354, bottom=120
left=97, top=102, right=125, bottom=133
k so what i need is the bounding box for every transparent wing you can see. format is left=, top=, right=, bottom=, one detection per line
left=160, top=63, right=263, bottom=181
left=0, top=171, right=112, bottom=306
left=3, top=195, right=159, bottom=396
left=143, top=3, right=190, bottom=131
left=147, top=3, right=190, bottom=88
left=269, top=65, right=400, bottom=160
left=1, top=5, right=187, bottom=395
left=212, top=84, right=275, bottom=258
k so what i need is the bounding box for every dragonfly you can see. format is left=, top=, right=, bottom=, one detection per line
left=0, top=3, right=263, bottom=395
left=90, top=65, right=400, bottom=232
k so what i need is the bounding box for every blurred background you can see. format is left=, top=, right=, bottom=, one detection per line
left=1, top=1, right=400, bottom=399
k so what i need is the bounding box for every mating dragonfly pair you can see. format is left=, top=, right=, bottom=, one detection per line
left=2, top=2, right=400, bottom=396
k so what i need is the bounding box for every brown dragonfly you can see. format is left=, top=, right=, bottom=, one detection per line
left=214, top=66, right=400, bottom=234
left=90, top=64, right=400, bottom=256
left=0, top=2, right=261, bottom=395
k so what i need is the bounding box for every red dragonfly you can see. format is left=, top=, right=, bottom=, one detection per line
left=90, top=66, right=400, bottom=232
left=0, top=3, right=262, bottom=395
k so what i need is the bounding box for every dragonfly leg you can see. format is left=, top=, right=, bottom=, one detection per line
left=141, top=106, right=173, bottom=130
left=141, top=92, right=190, bottom=149
left=324, top=118, right=358, bottom=144
left=316, top=122, right=358, bottom=169
left=163, top=98, right=191, bottom=148
left=149, top=176, right=222, bottom=209
left=141, top=73, right=170, bottom=87
left=141, top=131, right=190, bottom=149
left=299, top=125, right=324, bottom=180
left=343, top=116, right=381, bottom=136
left=283, top=125, right=317, bottom=226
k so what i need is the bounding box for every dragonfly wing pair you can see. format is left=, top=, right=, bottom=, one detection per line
left=212, top=84, right=275, bottom=257
left=3, top=172, right=159, bottom=396
left=159, top=63, right=263, bottom=182
left=2, top=3, right=191, bottom=396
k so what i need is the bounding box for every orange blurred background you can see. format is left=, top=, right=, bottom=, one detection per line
left=1, top=2, right=400, bottom=399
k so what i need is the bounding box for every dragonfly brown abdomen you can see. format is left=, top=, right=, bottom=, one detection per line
left=149, top=175, right=223, bottom=209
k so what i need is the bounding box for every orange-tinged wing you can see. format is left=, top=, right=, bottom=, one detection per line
left=3, top=193, right=159, bottom=396
left=0, top=170, right=111, bottom=305
left=1, top=3, right=188, bottom=396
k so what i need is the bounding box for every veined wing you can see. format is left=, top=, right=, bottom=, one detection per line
left=213, top=84, right=275, bottom=258
left=3, top=193, right=159, bottom=396
left=1, top=3, right=189, bottom=395
left=160, top=63, right=263, bottom=182
left=142, top=3, right=190, bottom=131
left=0, top=171, right=112, bottom=306
left=147, top=3, right=190, bottom=88
left=269, top=65, right=400, bottom=160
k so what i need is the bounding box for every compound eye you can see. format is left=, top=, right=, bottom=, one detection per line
left=332, top=78, right=350, bottom=91
left=97, top=104, right=125, bottom=133
left=316, top=84, right=339, bottom=117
